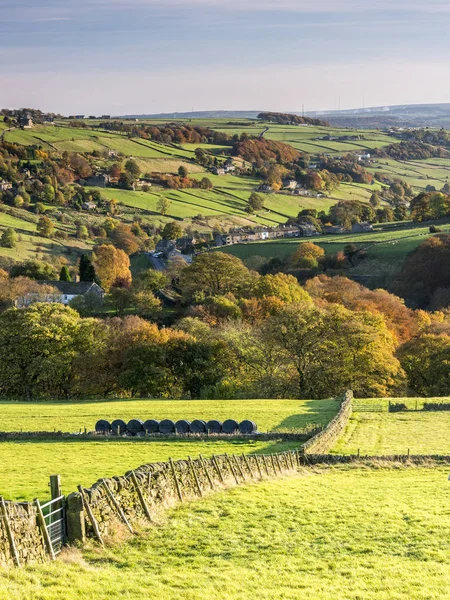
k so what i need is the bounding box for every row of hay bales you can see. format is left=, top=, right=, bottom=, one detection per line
left=95, top=418, right=258, bottom=436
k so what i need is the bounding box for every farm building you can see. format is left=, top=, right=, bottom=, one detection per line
left=282, top=179, right=298, bottom=190
left=17, top=281, right=105, bottom=307
left=0, top=180, right=13, bottom=191
left=323, top=225, right=347, bottom=235
left=298, top=224, right=319, bottom=236
left=80, top=173, right=110, bottom=188
left=352, top=222, right=374, bottom=233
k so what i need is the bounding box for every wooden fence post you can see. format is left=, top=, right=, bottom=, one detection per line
left=34, top=498, right=55, bottom=561
left=199, top=455, right=215, bottom=490
left=242, top=454, right=255, bottom=479
left=254, top=455, right=263, bottom=478
left=234, top=455, right=246, bottom=481
left=225, top=454, right=239, bottom=484
left=212, top=456, right=225, bottom=483
left=188, top=457, right=203, bottom=497
left=77, top=486, right=103, bottom=546
left=130, top=472, right=152, bottom=522
left=169, top=458, right=183, bottom=502
left=0, top=498, right=20, bottom=567
left=101, top=480, right=134, bottom=534
left=263, top=455, right=270, bottom=476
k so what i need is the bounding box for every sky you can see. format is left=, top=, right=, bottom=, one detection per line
left=1, top=0, right=450, bottom=115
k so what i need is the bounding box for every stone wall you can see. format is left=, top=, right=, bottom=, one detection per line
left=301, top=390, right=353, bottom=454
left=0, top=501, right=46, bottom=567
left=78, top=452, right=299, bottom=540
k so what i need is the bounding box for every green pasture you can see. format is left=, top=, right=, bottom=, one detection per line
left=2, top=467, right=450, bottom=599
left=0, top=397, right=337, bottom=433
left=0, top=438, right=300, bottom=501
left=333, top=398, right=450, bottom=456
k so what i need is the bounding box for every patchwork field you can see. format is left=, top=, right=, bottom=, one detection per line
left=333, top=398, right=450, bottom=456
left=2, top=467, right=449, bottom=599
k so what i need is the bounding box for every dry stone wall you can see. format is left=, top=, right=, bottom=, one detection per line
left=0, top=502, right=46, bottom=567
left=78, top=452, right=299, bottom=541
left=301, top=390, right=353, bottom=454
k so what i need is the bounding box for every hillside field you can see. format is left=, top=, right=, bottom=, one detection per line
left=2, top=466, right=449, bottom=600
left=333, top=398, right=450, bottom=456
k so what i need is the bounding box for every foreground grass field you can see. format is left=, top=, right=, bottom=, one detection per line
left=0, top=398, right=338, bottom=433
left=2, top=466, right=449, bottom=600
left=0, top=438, right=299, bottom=501
left=333, top=398, right=450, bottom=455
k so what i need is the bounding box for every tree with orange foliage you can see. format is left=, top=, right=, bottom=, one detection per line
left=291, top=242, right=325, bottom=269
left=93, top=244, right=131, bottom=291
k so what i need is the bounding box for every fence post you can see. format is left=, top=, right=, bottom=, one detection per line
left=212, top=456, right=225, bottom=483
left=169, top=458, right=183, bottom=502
left=233, top=455, right=246, bottom=481
left=254, top=455, right=263, bottom=478
left=49, top=474, right=62, bottom=531
left=130, top=472, right=152, bottom=522
left=101, top=480, right=134, bottom=534
left=77, top=486, right=103, bottom=546
left=66, top=492, right=85, bottom=544
left=225, top=454, right=239, bottom=484
left=0, top=498, right=20, bottom=567
left=34, top=498, right=56, bottom=561
left=199, top=455, right=215, bottom=490
left=188, top=457, right=203, bottom=497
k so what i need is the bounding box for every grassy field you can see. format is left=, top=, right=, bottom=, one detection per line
left=0, top=397, right=337, bottom=500
left=2, top=466, right=450, bottom=599
left=0, top=398, right=338, bottom=433
left=0, top=438, right=300, bottom=501
left=333, top=398, right=450, bottom=455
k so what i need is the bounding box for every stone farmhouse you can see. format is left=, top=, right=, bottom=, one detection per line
left=17, top=281, right=104, bottom=307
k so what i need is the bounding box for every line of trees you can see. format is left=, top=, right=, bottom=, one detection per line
left=3, top=244, right=450, bottom=400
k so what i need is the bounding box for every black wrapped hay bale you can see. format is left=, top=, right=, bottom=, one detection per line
left=135, top=431, right=146, bottom=438
left=143, top=419, right=159, bottom=434
left=206, top=420, right=222, bottom=434
left=159, top=419, right=175, bottom=434
left=95, top=419, right=111, bottom=434
left=222, top=419, right=239, bottom=434
left=175, top=419, right=191, bottom=434
left=190, top=419, right=206, bottom=434
left=111, top=419, right=127, bottom=435
left=127, top=419, right=144, bottom=435
left=238, top=420, right=257, bottom=434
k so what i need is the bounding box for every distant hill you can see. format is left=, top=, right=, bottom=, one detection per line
left=119, top=104, right=450, bottom=128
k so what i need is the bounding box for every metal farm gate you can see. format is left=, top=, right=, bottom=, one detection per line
left=35, top=475, right=67, bottom=559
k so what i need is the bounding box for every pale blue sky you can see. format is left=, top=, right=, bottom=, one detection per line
left=1, top=0, right=450, bottom=114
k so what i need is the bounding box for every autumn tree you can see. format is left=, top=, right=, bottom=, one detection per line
left=161, top=222, right=183, bottom=240
left=247, top=192, right=264, bottom=213
left=157, top=197, right=170, bottom=216
left=93, top=244, right=132, bottom=291
left=1, top=228, right=17, bottom=248
left=291, top=242, right=325, bottom=269
left=37, top=216, right=54, bottom=238
left=125, top=159, right=140, bottom=179
left=253, top=273, right=312, bottom=304
left=0, top=304, right=100, bottom=399
left=180, top=252, right=251, bottom=298
left=269, top=303, right=403, bottom=398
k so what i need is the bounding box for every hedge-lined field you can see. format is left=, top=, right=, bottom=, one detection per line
left=2, top=467, right=449, bottom=599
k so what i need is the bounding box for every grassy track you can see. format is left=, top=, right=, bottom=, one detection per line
left=0, top=398, right=338, bottom=433
left=2, top=467, right=449, bottom=599
left=333, top=398, right=450, bottom=455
